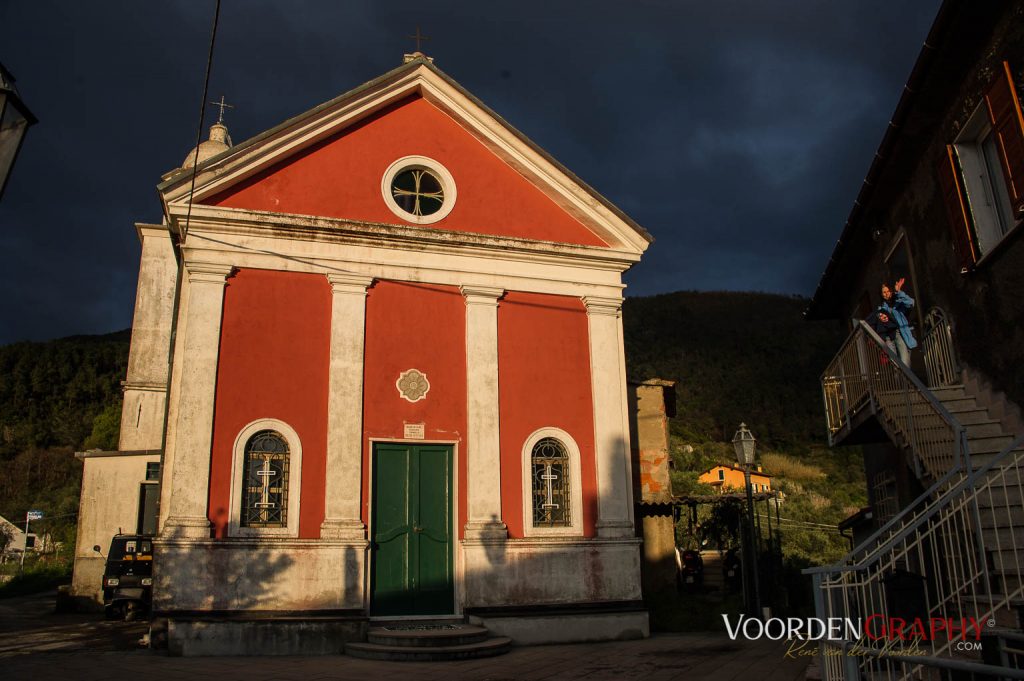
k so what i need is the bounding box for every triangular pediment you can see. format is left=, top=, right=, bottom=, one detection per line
left=159, top=58, right=651, bottom=254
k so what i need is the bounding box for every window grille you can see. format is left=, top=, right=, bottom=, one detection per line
left=241, top=430, right=290, bottom=528
left=531, top=437, right=570, bottom=527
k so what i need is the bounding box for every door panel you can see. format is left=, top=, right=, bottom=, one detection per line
left=371, top=443, right=453, bottom=616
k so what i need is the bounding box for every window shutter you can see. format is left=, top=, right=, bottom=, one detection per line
left=937, top=145, right=978, bottom=273
left=984, top=61, right=1024, bottom=218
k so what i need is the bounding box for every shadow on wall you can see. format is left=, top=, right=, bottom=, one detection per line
left=153, top=524, right=363, bottom=614
left=150, top=434, right=640, bottom=621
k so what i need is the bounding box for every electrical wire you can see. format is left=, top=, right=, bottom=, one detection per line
left=182, top=0, right=222, bottom=243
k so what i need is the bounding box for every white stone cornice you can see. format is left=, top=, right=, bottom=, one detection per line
left=186, top=261, right=234, bottom=284
left=326, top=272, right=375, bottom=295
left=167, top=203, right=641, bottom=271
left=583, top=295, right=623, bottom=316
left=460, top=285, right=505, bottom=305
left=121, top=380, right=167, bottom=393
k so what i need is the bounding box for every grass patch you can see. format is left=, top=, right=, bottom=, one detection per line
left=0, top=563, right=72, bottom=599
left=760, top=452, right=825, bottom=481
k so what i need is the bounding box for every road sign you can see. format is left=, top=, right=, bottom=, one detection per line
left=26, top=510, right=43, bottom=521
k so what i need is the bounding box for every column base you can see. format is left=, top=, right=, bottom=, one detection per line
left=161, top=516, right=212, bottom=539
left=320, top=518, right=366, bottom=540
left=596, top=520, right=635, bottom=538
left=464, top=521, right=508, bottom=541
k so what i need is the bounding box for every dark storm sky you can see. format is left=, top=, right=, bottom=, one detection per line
left=0, top=1, right=941, bottom=344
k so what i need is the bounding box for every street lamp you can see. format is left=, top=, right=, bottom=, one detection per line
left=732, top=422, right=762, bottom=619
left=0, top=62, right=37, bottom=202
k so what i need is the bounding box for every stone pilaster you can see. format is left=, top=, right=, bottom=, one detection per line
left=583, top=296, right=635, bottom=538
left=162, top=262, right=233, bottom=538
left=461, top=285, right=507, bottom=540
left=321, top=273, right=374, bottom=540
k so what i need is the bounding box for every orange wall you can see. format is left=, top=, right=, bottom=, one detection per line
left=361, top=281, right=468, bottom=537
left=699, top=467, right=772, bottom=491
left=206, top=96, right=608, bottom=248
left=497, top=292, right=597, bottom=537
left=207, top=269, right=331, bottom=538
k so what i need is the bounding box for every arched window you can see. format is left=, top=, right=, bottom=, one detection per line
left=229, top=419, right=302, bottom=537
left=532, top=437, right=571, bottom=528
left=521, top=428, right=584, bottom=536
left=241, top=430, right=290, bottom=528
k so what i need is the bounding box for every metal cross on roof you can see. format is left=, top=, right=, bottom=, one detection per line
left=209, top=95, right=233, bottom=124
left=408, top=26, right=430, bottom=52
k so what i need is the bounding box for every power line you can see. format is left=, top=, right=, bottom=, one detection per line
left=182, top=0, right=222, bottom=242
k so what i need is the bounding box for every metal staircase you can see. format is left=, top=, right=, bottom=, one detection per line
left=811, top=321, right=1024, bottom=680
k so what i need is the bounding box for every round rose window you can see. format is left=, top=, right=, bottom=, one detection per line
left=381, top=156, right=457, bottom=224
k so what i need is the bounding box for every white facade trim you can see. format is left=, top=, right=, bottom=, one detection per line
left=520, top=427, right=585, bottom=538
left=228, top=418, right=304, bottom=539
left=461, top=285, right=507, bottom=540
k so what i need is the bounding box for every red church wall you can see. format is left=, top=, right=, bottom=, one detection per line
left=206, top=96, right=608, bottom=248
left=207, top=269, right=331, bottom=539
left=497, top=292, right=597, bottom=538
left=361, top=281, right=468, bottom=538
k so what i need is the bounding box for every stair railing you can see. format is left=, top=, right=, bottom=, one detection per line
left=821, top=320, right=968, bottom=480
left=806, top=433, right=1024, bottom=681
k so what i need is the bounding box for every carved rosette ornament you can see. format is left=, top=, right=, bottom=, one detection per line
left=396, top=369, right=430, bottom=403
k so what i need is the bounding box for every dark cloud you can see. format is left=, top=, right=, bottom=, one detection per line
left=0, top=0, right=939, bottom=343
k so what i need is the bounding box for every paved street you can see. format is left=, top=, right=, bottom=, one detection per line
left=0, top=592, right=810, bottom=681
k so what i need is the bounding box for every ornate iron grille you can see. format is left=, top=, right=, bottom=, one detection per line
left=241, top=430, right=289, bottom=528
left=392, top=168, right=444, bottom=216
left=531, top=437, right=570, bottom=527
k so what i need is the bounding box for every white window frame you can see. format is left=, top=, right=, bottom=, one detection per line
left=954, top=102, right=1018, bottom=257
left=521, top=427, right=584, bottom=537
left=380, top=155, right=458, bottom=225
left=228, top=418, right=303, bottom=538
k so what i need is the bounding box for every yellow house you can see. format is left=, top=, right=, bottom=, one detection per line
left=699, top=465, right=771, bottom=494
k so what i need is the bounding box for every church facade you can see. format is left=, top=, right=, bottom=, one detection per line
left=73, top=54, right=652, bottom=653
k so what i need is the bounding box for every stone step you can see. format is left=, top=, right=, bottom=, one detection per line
left=345, top=636, right=512, bottom=661
left=367, top=624, right=490, bottom=647
left=967, top=434, right=1017, bottom=455
left=948, top=408, right=998, bottom=426
left=965, top=420, right=1010, bottom=439
left=930, top=385, right=967, bottom=400
left=939, top=397, right=981, bottom=413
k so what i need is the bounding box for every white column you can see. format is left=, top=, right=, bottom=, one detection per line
left=162, top=262, right=233, bottom=538
left=583, top=296, right=635, bottom=538
left=321, top=273, right=374, bottom=540
left=461, top=285, right=507, bottom=540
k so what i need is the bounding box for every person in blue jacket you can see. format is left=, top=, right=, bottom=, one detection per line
left=880, top=277, right=917, bottom=366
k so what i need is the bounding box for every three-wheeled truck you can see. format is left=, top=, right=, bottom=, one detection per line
left=97, top=534, right=153, bottom=621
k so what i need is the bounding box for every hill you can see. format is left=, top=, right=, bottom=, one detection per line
left=623, top=291, right=846, bottom=447
left=0, top=330, right=129, bottom=547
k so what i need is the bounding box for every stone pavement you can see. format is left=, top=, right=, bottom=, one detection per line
left=0, top=593, right=810, bottom=681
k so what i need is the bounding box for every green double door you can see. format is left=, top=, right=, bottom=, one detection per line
left=370, top=443, right=454, bottom=616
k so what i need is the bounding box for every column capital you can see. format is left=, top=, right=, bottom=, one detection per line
left=582, top=295, right=623, bottom=316
left=186, top=261, right=234, bottom=284
left=326, top=273, right=375, bottom=295
left=460, top=285, right=505, bottom=305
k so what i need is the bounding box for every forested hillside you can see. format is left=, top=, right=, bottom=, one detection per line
left=0, top=330, right=129, bottom=546
left=624, top=291, right=846, bottom=447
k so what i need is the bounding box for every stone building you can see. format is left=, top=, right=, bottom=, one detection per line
left=72, top=53, right=654, bottom=654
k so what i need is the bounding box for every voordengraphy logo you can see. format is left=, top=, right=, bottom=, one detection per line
left=722, top=615, right=861, bottom=642
left=722, top=614, right=987, bottom=643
